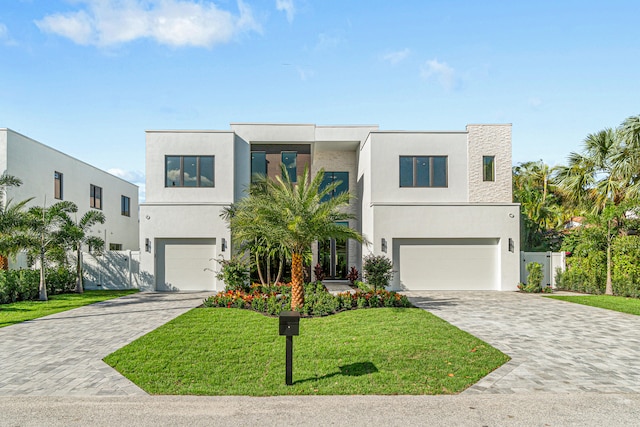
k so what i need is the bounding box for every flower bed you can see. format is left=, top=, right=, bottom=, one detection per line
left=202, top=282, right=412, bottom=317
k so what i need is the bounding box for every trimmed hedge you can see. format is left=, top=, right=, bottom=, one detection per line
left=0, top=267, right=76, bottom=304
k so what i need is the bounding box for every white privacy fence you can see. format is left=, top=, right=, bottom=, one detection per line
left=79, top=250, right=141, bottom=290
left=520, top=251, right=566, bottom=288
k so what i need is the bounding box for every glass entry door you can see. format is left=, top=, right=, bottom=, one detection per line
left=319, top=222, right=349, bottom=280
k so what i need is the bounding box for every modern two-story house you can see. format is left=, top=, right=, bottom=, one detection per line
left=139, top=123, right=519, bottom=292
left=0, top=128, right=140, bottom=260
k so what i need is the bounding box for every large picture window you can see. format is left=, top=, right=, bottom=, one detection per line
left=165, top=156, right=214, bottom=187
left=54, top=171, right=63, bottom=200
left=483, top=156, right=495, bottom=182
left=251, top=151, right=267, bottom=182
left=320, top=172, right=349, bottom=202
left=399, top=156, right=447, bottom=187
left=121, top=195, right=130, bottom=217
left=90, top=184, right=102, bottom=209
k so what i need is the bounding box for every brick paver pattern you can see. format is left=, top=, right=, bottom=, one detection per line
left=408, top=291, right=640, bottom=394
left=0, top=292, right=212, bottom=396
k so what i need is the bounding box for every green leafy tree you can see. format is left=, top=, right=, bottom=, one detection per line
left=229, top=165, right=362, bottom=309
left=362, top=254, right=394, bottom=290
left=61, top=209, right=106, bottom=293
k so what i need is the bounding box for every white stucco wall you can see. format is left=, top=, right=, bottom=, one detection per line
left=1, top=129, right=139, bottom=251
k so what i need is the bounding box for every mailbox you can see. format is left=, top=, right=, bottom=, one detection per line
left=279, top=311, right=300, bottom=336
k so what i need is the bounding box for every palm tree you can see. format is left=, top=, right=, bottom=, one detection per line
left=61, top=210, right=106, bottom=293
left=230, top=165, right=362, bottom=309
left=18, top=200, right=77, bottom=301
left=0, top=173, right=32, bottom=269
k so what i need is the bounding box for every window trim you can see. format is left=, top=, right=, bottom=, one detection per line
left=90, top=184, right=102, bottom=210
left=399, top=155, right=448, bottom=188
left=121, top=195, right=131, bottom=217
left=54, top=171, right=63, bottom=200
left=165, top=155, right=215, bottom=188
left=483, top=155, right=495, bottom=182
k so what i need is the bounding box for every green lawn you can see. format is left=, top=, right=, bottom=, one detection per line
left=0, top=290, right=139, bottom=328
left=104, top=307, right=509, bottom=395
left=545, top=295, right=640, bottom=316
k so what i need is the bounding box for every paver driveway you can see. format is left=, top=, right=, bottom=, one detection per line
left=408, top=291, right=640, bottom=394
left=0, top=292, right=212, bottom=396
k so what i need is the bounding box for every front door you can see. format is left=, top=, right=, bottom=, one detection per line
left=319, top=223, right=349, bottom=280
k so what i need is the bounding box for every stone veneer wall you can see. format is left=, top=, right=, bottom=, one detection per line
left=310, top=149, right=360, bottom=280
left=467, top=124, right=512, bottom=203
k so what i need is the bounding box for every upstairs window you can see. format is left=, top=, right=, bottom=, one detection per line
left=90, top=184, right=102, bottom=209
left=165, top=156, right=214, bottom=187
left=399, top=156, right=447, bottom=188
left=121, top=195, right=130, bottom=217
left=282, top=151, right=297, bottom=182
left=483, top=156, right=495, bottom=182
left=54, top=171, right=63, bottom=200
left=320, top=172, right=349, bottom=202
left=251, top=151, right=267, bottom=182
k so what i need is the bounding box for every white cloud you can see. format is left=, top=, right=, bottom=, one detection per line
left=528, top=97, right=543, bottom=108
left=420, top=58, right=456, bottom=90
left=315, top=32, right=341, bottom=50
left=35, top=0, right=261, bottom=48
left=276, top=0, right=295, bottom=23
left=382, top=48, right=410, bottom=65
left=0, top=23, right=8, bottom=39
left=107, top=168, right=145, bottom=184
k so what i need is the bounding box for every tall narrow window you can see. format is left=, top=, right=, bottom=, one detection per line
left=251, top=151, right=267, bottom=182
left=320, top=172, right=349, bottom=202
left=399, top=156, right=447, bottom=187
left=90, top=184, right=102, bottom=209
left=121, top=195, right=130, bottom=217
left=54, top=171, right=63, bottom=200
left=282, top=151, right=297, bottom=182
left=164, top=156, right=215, bottom=187
left=483, top=156, right=495, bottom=182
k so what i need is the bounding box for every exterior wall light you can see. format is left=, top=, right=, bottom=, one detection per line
left=145, top=238, right=151, bottom=253
left=509, top=238, right=514, bottom=253
left=221, top=238, right=227, bottom=252
left=381, top=238, right=387, bottom=253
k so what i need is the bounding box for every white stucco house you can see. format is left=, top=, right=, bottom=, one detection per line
left=0, top=128, right=140, bottom=260
left=139, top=123, right=520, bottom=292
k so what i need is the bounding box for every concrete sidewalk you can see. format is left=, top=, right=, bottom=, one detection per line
left=0, top=292, right=212, bottom=396
left=407, top=291, right=640, bottom=394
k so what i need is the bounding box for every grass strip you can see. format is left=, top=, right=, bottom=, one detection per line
left=0, top=290, right=139, bottom=328
left=545, top=295, right=640, bottom=316
left=104, top=307, right=509, bottom=395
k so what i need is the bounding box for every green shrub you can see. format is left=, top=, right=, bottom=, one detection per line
left=215, top=256, right=250, bottom=292
left=362, top=254, right=394, bottom=290
left=0, top=267, right=76, bottom=304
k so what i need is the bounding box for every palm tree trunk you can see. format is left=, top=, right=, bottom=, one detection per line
left=0, top=255, right=8, bottom=270
left=274, top=255, right=284, bottom=285
left=266, top=254, right=271, bottom=285
left=255, top=252, right=266, bottom=286
left=605, top=238, right=613, bottom=295
left=291, top=252, right=304, bottom=309
left=39, top=249, right=47, bottom=301
left=75, top=248, right=83, bottom=293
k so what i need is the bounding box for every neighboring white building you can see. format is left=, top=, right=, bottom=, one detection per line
left=0, top=129, right=140, bottom=258
left=139, top=123, right=520, bottom=292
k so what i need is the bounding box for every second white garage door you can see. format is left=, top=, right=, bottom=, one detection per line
left=395, top=238, right=499, bottom=291
left=156, top=238, right=216, bottom=291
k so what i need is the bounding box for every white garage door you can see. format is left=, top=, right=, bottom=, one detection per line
left=395, top=238, right=499, bottom=290
left=156, top=238, right=216, bottom=291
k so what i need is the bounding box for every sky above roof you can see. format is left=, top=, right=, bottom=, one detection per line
left=2, top=0, right=639, bottom=200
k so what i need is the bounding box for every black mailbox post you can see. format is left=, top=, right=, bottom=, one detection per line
left=279, top=311, right=300, bottom=385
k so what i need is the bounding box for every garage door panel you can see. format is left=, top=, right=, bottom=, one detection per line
left=157, top=238, right=216, bottom=291
left=396, top=238, right=498, bottom=291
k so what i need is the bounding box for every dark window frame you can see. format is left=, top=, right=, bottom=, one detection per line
left=121, top=195, right=131, bottom=217
left=399, top=155, right=448, bottom=188
left=54, top=171, right=63, bottom=200
left=281, top=151, right=297, bottom=182
left=251, top=151, right=267, bottom=182
left=320, top=171, right=349, bottom=202
left=164, top=155, right=215, bottom=188
left=483, top=155, right=495, bottom=182
left=90, top=184, right=102, bottom=210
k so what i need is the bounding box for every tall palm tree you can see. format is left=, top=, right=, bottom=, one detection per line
left=18, top=200, right=77, bottom=301
left=0, top=173, right=31, bottom=269
left=61, top=210, right=106, bottom=293
left=230, top=166, right=362, bottom=309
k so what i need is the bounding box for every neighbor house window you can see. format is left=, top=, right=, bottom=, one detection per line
left=399, top=156, right=447, bottom=187
left=54, top=171, right=63, bottom=200
left=90, top=184, right=102, bottom=209
left=251, top=151, right=267, bottom=182
left=320, top=172, right=349, bottom=202
left=282, top=151, right=297, bottom=182
left=165, top=156, right=214, bottom=187
left=109, top=243, right=123, bottom=251
left=483, top=156, right=495, bottom=181
left=121, top=195, right=130, bottom=217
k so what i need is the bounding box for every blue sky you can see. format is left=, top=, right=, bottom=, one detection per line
left=2, top=0, right=639, bottom=200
